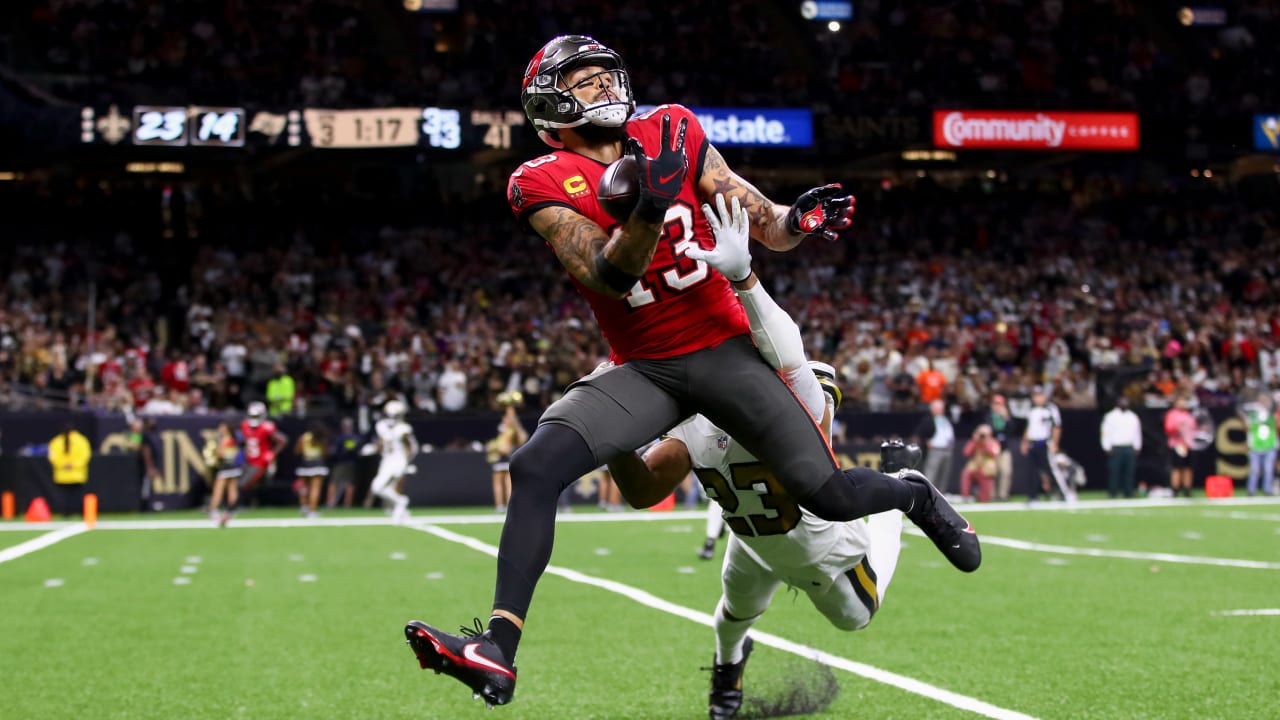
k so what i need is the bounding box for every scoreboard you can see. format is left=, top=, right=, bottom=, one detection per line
left=80, top=104, right=527, bottom=152
left=131, top=106, right=246, bottom=147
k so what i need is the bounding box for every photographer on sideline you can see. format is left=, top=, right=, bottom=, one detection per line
left=960, top=424, right=1000, bottom=503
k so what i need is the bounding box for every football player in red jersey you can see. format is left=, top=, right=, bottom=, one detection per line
left=224, top=401, right=287, bottom=524
left=405, top=35, right=979, bottom=708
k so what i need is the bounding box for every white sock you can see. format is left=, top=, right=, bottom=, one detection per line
left=705, top=501, right=724, bottom=541
left=864, top=511, right=904, bottom=603
left=713, top=598, right=755, bottom=665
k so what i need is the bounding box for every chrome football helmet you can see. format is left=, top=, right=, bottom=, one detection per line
left=246, top=401, right=267, bottom=427
left=384, top=399, right=407, bottom=420
left=521, top=35, right=635, bottom=148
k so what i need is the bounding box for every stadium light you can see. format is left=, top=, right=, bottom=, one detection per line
left=828, top=21, right=841, bottom=32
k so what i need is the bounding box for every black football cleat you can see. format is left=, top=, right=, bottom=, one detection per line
left=405, top=619, right=517, bottom=707
left=879, top=439, right=923, bottom=474
left=698, top=538, right=717, bottom=561
left=707, top=636, right=753, bottom=720
left=898, top=468, right=982, bottom=572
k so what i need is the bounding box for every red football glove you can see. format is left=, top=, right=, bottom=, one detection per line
left=786, top=184, right=856, bottom=242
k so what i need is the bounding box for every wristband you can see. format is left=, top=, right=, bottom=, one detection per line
left=632, top=192, right=669, bottom=225
left=594, top=253, right=642, bottom=294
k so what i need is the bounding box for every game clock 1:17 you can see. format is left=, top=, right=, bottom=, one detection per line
left=300, top=107, right=471, bottom=149
left=304, top=108, right=426, bottom=148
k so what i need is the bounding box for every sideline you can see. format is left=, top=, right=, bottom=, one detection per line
left=412, top=522, right=1040, bottom=720
left=0, top=525, right=89, bottom=565
left=6, top=509, right=1276, bottom=570
left=0, top=510, right=713, bottom=531
left=4, top=495, right=1277, bottom=533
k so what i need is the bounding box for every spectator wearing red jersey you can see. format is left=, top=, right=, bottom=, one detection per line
left=160, top=348, right=190, bottom=394
left=127, top=369, right=158, bottom=411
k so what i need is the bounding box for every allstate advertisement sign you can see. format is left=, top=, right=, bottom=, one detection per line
left=637, top=105, right=813, bottom=147
left=1254, top=115, right=1280, bottom=151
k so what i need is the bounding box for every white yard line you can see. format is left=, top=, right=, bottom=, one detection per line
left=943, top=497, right=1280, bottom=513
left=1199, top=510, right=1280, bottom=523
left=941, top=530, right=1280, bottom=570
left=411, top=523, right=1039, bottom=720
left=1211, top=609, right=1280, bottom=617
left=0, top=526, right=89, bottom=564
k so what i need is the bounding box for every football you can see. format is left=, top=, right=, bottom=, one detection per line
left=597, top=154, right=640, bottom=222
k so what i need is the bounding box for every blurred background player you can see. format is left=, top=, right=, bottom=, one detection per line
left=205, top=420, right=241, bottom=527
left=486, top=391, right=529, bottom=513
left=371, top=399, right=419, bottom=525
left=595, top=467, right=622, bottom=511
left=231, top=401, right=288, bottom=520
left=605, top=195, right=921, bottom=719
left=699, top=499, right=726, bottom=560
left=129, top=417, right=162, bottom=511
left=293, top=424, right=331, bottom=518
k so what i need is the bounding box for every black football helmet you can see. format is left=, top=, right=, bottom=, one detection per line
left=521, top=35, right=635, bottom=148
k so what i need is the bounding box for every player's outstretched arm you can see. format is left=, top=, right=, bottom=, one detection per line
left=683, top=193, right=807, bottom=374
left=607, top=438, right=693, bottom=509
left=698, top=144, right=855, bottom=250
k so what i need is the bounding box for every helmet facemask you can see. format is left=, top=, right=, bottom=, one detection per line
left=522, top=36, right=636, bottom=147
left=564, top=66, right=632, bottom=127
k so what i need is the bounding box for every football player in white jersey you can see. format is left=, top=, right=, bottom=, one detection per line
left=608, top=194, right=915, bottom=720
left=371, top=399, right=419, bottom=525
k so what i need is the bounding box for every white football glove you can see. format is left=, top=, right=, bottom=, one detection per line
left=684, top=193, right=751, bottom=282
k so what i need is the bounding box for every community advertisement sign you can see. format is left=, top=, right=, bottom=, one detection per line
left=933, top=110, right=1139, bottom=150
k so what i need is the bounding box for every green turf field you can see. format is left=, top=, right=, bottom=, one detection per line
left=2, top=498, right=1277, bottom=719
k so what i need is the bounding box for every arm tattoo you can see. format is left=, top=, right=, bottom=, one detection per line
left=530, top=206, right=661, bottom=297
left=532, top=206, right=611, bottom=295
left=700, top=145, right=802, bottom=251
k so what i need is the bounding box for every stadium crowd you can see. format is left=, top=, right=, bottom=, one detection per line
left=2, top=0, right=1279, bottom=417
left=1, top=167, right=1277, bottom=417
left=6, top=0, right=1277, bottom=116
